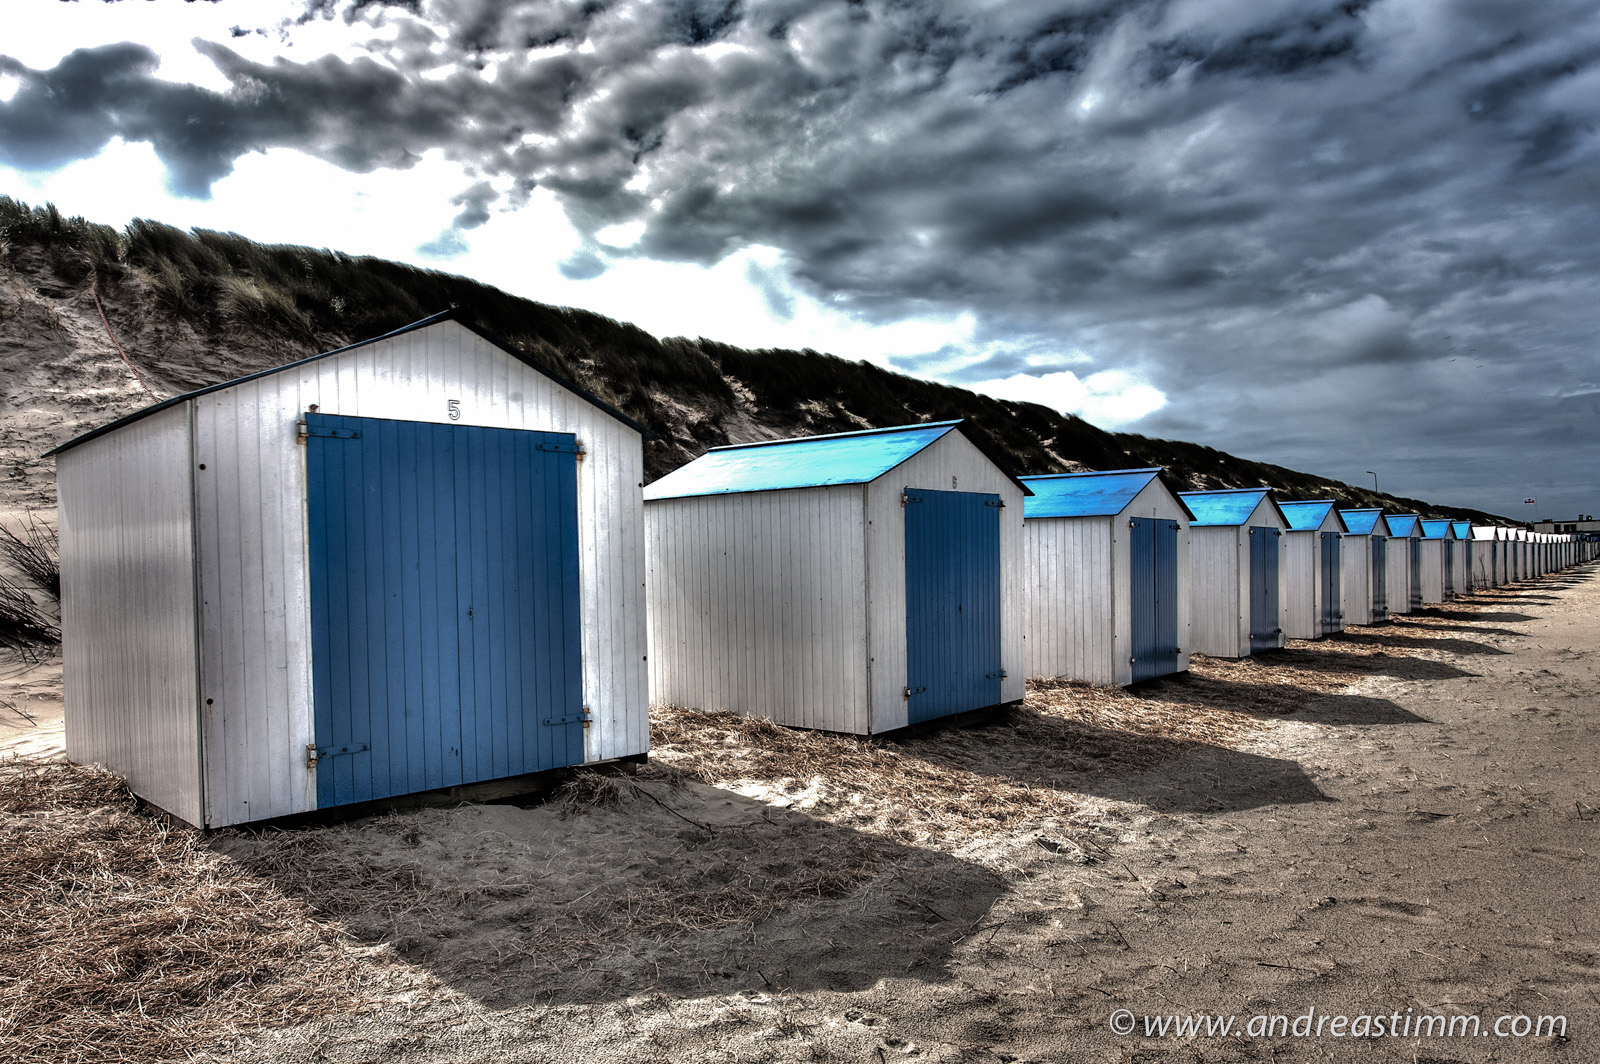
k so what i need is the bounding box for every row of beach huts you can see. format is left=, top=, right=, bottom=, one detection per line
left=49, top=313, right=1597, bottom=827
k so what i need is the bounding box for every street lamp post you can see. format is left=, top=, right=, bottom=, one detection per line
left=1367, top=471, right=1378, bottom=493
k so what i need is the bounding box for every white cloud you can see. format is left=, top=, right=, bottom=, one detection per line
left=967, top=368, right=1167, bottom=429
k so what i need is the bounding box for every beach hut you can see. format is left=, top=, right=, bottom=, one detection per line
left=1451, top=522, right=1476, bottom=591
left=1384, top=514, right=1423, bottom=613
left=1471, top=525, right=1501, bottom=587
left=49, top=310, right=652, bottom=828
left=1019, top=468, right=1194, bottom=686
left=1513, top=528, right=1530, bottom=580
left=1427, top=521, right=1465, bottom=598
left=1337, top=508, right=1389, bottom=624
left=1177, top=489, right=1289, bottom=658
left=644, top=421, right=1027, bottom=735
left=1278, top=501, right=1348, bottom=639
left=1417, top=520, right=1454, bottom=604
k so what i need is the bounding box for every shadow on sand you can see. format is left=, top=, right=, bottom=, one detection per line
left=216, top=782, right=1005, bottom=1010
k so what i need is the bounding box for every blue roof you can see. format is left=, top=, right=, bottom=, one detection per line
left=1178, top=488, right=1283, bottom=527
left=1339, top=508, right=1386, bottom=535
left=1451, top=521, right=1472, bottom=538
left=1384, top=514, right=1421, bottom=537
left=644, top=421, right=974, bottom=501
left=1420, top=519, right=1456, bottom=539
left=1278, top=500, right=1346, bottom=532
left=1019, top=468, right=1192, bottom=520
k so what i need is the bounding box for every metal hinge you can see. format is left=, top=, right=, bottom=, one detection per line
left=544, top=707, right=592, bottom=726
left=903, top=685, right=927, bottom=698
left=986, top=669, right=1007, bottom=679
left=537, top=440, right=586, bottom=457
left=299, top=423, right=360, bottom=440
left=901, top=492, right=921, bottom=506
left=306, top=742, right=368, bottom=768
left=985, top=499, right=1005, bottom=508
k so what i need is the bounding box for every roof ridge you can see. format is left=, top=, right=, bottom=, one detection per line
left=706, top=420, right=961, bottom=453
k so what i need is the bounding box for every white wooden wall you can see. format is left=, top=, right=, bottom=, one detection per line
left=863, top=431, right=1026, bottom=732
left=1417, top=540, right=1445, bottom=604
left=1386, top=540, right=1413, bottom=614
left=1111, top=480, right=1192, bottom=681
left=59, top=404, right=204, bottom=826
left=1281, top=530, right=1320, bottom=640
left=1023, top=516, right=1115, bottom=684
left=1189, top=527, right=1244, bottom=658
left=1341, top=534, right=1378, bottom=625
left=645, top=486, right=869, bottom=732
left=191, top=321, right=648, bottom=826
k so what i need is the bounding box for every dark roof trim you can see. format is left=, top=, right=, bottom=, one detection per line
left=707, top=419, right=963, bottom=453
left=45, top=307, right=656, bottom=458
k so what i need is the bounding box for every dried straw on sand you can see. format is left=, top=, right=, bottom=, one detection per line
left=0, top=756, right=386, bottom=1064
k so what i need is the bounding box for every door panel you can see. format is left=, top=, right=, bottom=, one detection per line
left=1370, top=537, right=1387, bottom=617
left=1248, top=527, right=1281, bottom=653
left=1320, top=532, right=1341, bottom=635
left=1130, top=517, right=1180, bottom=682
left=307, top=413, right=584, bottom=808
left=904, top=488, right=1003, bottom=723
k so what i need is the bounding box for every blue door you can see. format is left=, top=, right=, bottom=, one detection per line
left=1129, top=517, right=1181, bottom=682
left=1320, top=532, right=1342, bottom=635
left=1444, top=540, right=1455, bottom=598
left=306, top=413, right=585, bottom=809
left=903, top=488, right=1003, bottom=724
left=1370, top=537, right=1388, bottom=618
left=1408, top=538, right=1424, bottom=609
left=1248, top=527, right=1281, bottom=652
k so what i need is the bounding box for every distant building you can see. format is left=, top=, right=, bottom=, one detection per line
left=1532, top=516, right=1600, bottom=534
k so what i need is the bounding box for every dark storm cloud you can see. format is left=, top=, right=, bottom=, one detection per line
left=5, top=0, right=1600, bottom=514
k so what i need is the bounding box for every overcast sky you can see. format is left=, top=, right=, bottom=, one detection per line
left=2, top=0, right=1597, bottom=519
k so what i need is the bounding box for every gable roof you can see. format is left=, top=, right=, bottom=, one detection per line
left=1451, top=521, right=1473, bottom=539
left=1278, top=500, right=1347, bottom=533
left=643, top=421, right=1032, bottom=502
left=1338, top=508, right=1387, bottom=535
left=1419, top=519, right=1458, bottom=539
left=45, top=308, right=654, bottom=458
left=1384, top=514, right=1422, bottom=537
left=1177, top=488, right=1287, bottom=528
left=1018, top=468, right=1196, bottom=521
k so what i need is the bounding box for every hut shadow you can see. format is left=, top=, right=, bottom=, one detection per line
left=900, top=709, right=1328, bottom=815
left=1261, top=646, right=1480, bottom=682
left=1367, top=620, right=1526, bottom=639
left=1288, top=694, right=1430, bottom=726
left=214, top=781, right=1004, bottom=1010
left=1408, top=608, right=1538, bottom=624
left=1327, top=630, right=1509, bottom=656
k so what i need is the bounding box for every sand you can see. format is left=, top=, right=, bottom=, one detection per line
left=2, top=565, right=1595, bottom=1062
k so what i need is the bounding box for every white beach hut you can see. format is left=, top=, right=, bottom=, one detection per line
left=644, top=421, right=1027, bottom=735
left=1177, top=489, right=1289, bottom=658
left=1383, top=514, right=1423, bottom=614
left=1018, top=468, right=1194, bottom=686
left=1471, top=525, right=1501, bottom=587
left=1278, top=501, right=1348, bottom=640
left=1450, top=522, right=1476, bottom=591
left=1337, top=508, right=1389, bottom=625
left=1417, top=519, right=1453, bottom=604
left=49, top=310, right=652, bottom=828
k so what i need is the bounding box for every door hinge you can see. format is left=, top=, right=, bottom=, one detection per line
left=544, top=707, right=592, bottom=726
left=986, top=669, right=1007, bottom=679
left=307, top=742, right=368, bottom=768
left=537, top=440, right=586, bottom=456
left=300, top=423, right=360, bottom=440
left=903, top=685, right=927, bottom=698
left=902, top=492, right=922, bottom=506
left=985, top=499, right=1005, bottom=508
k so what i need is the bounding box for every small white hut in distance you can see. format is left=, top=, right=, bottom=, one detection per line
left=1337, top=508, right=1390, bottom=625
left=51, top=310, right=652, bottom=828
left=1384, top=514, right=1423, bottom=613
left=1418, top=520, right=1455, bottom=604
left=1178, top=489, right=1289, bottom=659
left=1018, top=468, right=1194, bottom=686
left=1277, top=500, right=1347, bottom=640
left=644, top=421, right=1027, bottom=735
left=1451, top=522, right=1477, bottom=591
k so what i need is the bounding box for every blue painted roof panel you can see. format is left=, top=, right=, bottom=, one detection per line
left=1279, top=500, right=1343, bottom=532
left=1384, top=514, right=1421, bottom=537
left=1019, top=468, right=1163, bottom=519
left=1451, top=521, right=1472, bottom=539
left=1339, top=508, right=1386, bottom=535
left=1178, top=488, right=1274, bottom=526
left=643, top=422, right=960, bottom=500
left=1420, top=519, right=1456, bottom=539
